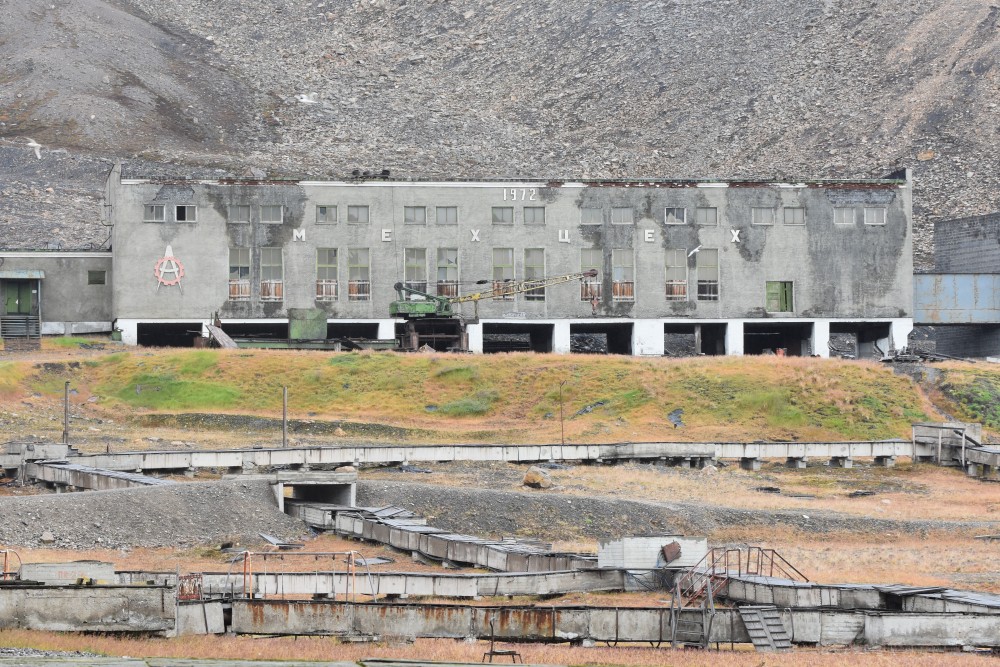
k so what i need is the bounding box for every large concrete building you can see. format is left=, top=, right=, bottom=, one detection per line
left=2, top=165, right=914, bottom=356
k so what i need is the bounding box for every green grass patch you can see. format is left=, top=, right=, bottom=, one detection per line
left=172, top=350, right=219, bottom=376
left=46, top=336, right=103, bottom=349
left=108, top=373, right=240, bottom=410
left=0, top=363, right=22, bottom=397
left=439, top=390, right=499, bottom=416
left=940, top=373, right=1000, bottom=428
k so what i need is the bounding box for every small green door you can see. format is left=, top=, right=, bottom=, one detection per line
left=3, top=281, right=34, bottom=315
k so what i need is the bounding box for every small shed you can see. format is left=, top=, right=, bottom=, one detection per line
left=597, top=535, right=708, bottom=570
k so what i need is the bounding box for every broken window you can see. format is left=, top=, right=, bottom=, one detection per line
left=695, top=207, right=718, bottom=226
left=524, top=206, right=545, bottom=225
left=175, top=205, right=197, bottom=223
left=87, top=270, right=106, bottom=286
left=524, top=248, right=545, bottom=301
left=229, top=205, right=251, bottom=224
left=580, top=248, right=602, bottom=301
left=404, top=206, right=426, bottom=225
left=766, top=281, right=793, bottom=312
left=665, top=207, right=686, bottom=224
left=611, top=249, right=635, bottom=302
left=143, top=205, right=165, bottom=223
left=492, top=247, right=515, bottom=300
left=347, top=205, right=369, bottom=224
left=228, top=247, right=251, bottom=301
left=436, top=206, right=458, bottom=225
left=751, top=207, right=775, bottom=226
left=581, top=207, right=602, bottom=225
left=436, top=247, right=459, bottom=297
left=611, top=207, right=634, bottom=225
left=404, top=247, right=427, bottom=296
left=664, top=249, right=687, bottom=300
left=316, top=205, right=337, bottom=224
left=696, top=248, right=719, bottom=301
left=864, top=207, right=886, bottom=226
left=783, top=207, right=805, bottom=225
left=348, top=248, right=371, bottom=300
left=834, top=207, right=855, bottom=225
left=491, top=206, right=514, bottom=225
left=260, top=247, right=283, bottom=301
left=316, top=248, right=338, bottom=301
left=261, top=205, right=283, bottom=224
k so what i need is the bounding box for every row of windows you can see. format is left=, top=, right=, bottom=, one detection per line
left=145, top=203, right=889, bottom=227
left=225, top=246, right=747, bottom=307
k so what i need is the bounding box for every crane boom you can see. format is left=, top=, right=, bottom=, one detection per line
left=390, top=269, right=598, bottom=319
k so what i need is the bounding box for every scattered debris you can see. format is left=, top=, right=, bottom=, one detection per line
left=395, top=464, right=432, bottom=474
left=667, top=408, right=685, bottom=428
left=258, top=532, right=304, bottom=550
left=848, top=490, right=878, bottom=498
left=538, top=462, right=572, bottom=470
left=754, top=486, right=781, bottom=494
left=575, top=401, right=607, bottom=416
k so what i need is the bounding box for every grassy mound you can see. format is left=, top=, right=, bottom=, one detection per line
left=5, top=349, right=934, bottom=444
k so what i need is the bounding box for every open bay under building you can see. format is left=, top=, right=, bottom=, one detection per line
left=1, top=165, right=914, bottom=356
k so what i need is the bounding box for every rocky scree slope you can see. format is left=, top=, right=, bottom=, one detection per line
left=2, top=0, right=999, bottom=266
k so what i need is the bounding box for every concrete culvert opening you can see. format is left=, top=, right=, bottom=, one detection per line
left=482, top=323, right=554, bottom=353
left=743, top=322, right=813, bottom=356
left=571, top=323, right=632, bottom=355
left=136, top=322, right=203, bottom=347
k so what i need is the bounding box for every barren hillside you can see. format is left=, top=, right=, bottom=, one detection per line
left=2, top=0, right=999, bottom=265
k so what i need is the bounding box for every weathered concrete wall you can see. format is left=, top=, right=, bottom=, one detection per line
left=19, top=561, right=116, bottom=585
left=108, top=172, right=912, bottom=324
left=0, top=585, right=174, bottom=633
left=175, top=601, right=225, bottom=636
left=0, top=252, right=113, bottom=333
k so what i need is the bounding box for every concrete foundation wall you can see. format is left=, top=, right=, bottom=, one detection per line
left=0, top=585, right=174, bottom=633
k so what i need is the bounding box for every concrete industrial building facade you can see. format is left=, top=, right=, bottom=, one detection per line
left=2, top=166, right=914, bottom=356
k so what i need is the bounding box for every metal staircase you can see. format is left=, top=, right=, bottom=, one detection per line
left=670, top=546, right=807, bottom=650
left=738, top=605, right=792, bottom=652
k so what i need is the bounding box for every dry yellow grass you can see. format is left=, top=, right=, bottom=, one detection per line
left=0, top=629, right=994, bottom=665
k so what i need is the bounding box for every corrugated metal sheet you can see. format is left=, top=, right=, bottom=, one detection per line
left=914, top=274, right=1000, bottom=324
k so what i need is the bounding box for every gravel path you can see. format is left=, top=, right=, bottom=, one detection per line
left=358, top=479, right=999, bottom=542
left=0, top=479, right=308, bottom=550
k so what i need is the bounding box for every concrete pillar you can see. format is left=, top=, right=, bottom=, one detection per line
left=725, top=320, right=744, bottom=356
left=632, top=319, right=665, bottom=356
left=890, top=319, right=913, bottom=353
left=679, top=457, right=692, bottom=469
left=812, top=320, right=831, bottom=358
left=874, top=456, right=896, bottom=468
left=117, top=320, right=138, bottom=346
left=831, top=456, right=853, bottom=469
left=376, top=319, right=397, bottom=341
left=466, top=322, right=483, bottom=353
left=740, top=457, right=762, bottom=471
left=552, top=321, right=571, bottom=354
left=786, top=457, right=808, bottom=469
left=983, top=464, right=994, bottom=480
left=966, top=462, right=979, bottom=477
left=184, top=467, right=196, bottom=478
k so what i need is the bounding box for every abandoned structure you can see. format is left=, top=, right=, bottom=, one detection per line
left=914, top=212, right=1000, bottom=357
left=0, top=166, right=914, bottom=356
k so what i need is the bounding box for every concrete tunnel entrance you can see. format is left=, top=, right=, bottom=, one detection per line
left=663, top=323, right=727, bottom=356
left=136, top=322, right=203, bottom=347
left=571, top=323, right=633, bottom=355
left=830, top=322, right=892, bottom=359
left=482, top=323, right=554, bottom=353
left=743, top=322, right=813, bottom=356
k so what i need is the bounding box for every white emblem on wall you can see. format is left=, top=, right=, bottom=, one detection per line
left=558, top=230, right=570, bottom=243
left=470, top=229, right=481, bottom=242
left=644, top=230, right=654, bottom=242
left=381, top=229, right=392, bottom=242
left=293, top=229, right=306, bottom=241
left=154, top=245, right=184, bottom=292
left=730, top=229, right=742, bottom=243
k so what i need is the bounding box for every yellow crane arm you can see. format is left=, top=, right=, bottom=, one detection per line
left=449, top=269, right=598, bottom=304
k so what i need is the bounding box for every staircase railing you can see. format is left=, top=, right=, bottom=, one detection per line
left=744, top=547, right=809, bottom=582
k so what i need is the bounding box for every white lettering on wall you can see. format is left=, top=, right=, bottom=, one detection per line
left=293, top=229, right=305, bottom=241
left=644, top=229, right=654, bottom=242
left=503, top=188, right=537, bottom=201
left=381, top=229, right=392, bottom=242
left=730, top=229, right=741, bottom=243
left=470, top=229, right=481, bottom=242
left=558, top=230, right=570, bottom=243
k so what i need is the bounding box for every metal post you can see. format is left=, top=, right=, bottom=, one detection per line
left=61, top=381, right=70, bottom=446
left=559, top=380, right=567, bottom=448
left=282, top=386, right=288, bottom=448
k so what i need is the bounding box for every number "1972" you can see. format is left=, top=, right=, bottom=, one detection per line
left=503, top=188, right=537, bottom=201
